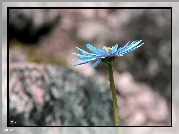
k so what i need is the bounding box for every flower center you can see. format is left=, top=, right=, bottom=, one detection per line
left=106, top=46, right=114, bottom=53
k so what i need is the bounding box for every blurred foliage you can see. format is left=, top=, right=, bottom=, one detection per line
left=9, top=41, right=67, bottom=66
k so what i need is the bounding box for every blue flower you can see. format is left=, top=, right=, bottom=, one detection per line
left=72, top=40, right=144, bottom=68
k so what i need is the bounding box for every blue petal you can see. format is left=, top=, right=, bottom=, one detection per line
left=107, top=49, right=112, bottom=55
left=72, top=58, right=79, bottom=61
left=115, top=42, right=130, bottom=56
left=118, top=41, right=131, bottom=53
left=74, top=58, right=97, bottom=66
left=72, top=53, right=85, bottom=57
left=101, top=49, right=108, bottom=57
left=86, top=44, right=103, bottom=55
left=79, top=56, right=98, bottom=61
left=118, top=40, right=144, bottom=56
left=125, top=40, right=142, bottom=51
left=92, top=60, right=102, bottom=68
left=72, top=53, right=97, bottom=57
left=103, top=46, right=107, bottom=50
left=76, top=47, right=93, bottom=56
left=111, top=44, right=118, bottom=54
left=120, top=43, right=143, bottom=55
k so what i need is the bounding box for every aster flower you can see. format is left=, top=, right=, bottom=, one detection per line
left=72, top=40, right=144, bottom=128
left=72, top=40, right=144, bottom=68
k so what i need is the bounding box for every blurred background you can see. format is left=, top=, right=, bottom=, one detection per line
left=2, top=2, right=176, bottom=134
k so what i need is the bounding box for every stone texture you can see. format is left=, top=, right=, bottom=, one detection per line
left=9, top=63, right=114, bottom=126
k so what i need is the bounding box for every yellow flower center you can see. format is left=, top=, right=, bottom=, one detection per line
left=106, top=46, right=114, bottom=53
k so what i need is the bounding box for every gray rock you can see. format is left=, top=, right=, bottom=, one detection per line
left=9, top=9, right=60, bottom=43
left=9, top=63, right=114, bottom=126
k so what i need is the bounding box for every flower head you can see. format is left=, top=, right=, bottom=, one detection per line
left=72, top=40, right=144, bottom=68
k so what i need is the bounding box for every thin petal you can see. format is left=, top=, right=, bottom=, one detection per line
left=111, top=44, right=118, bottom=54
left=86, top=44, right=103, bottom=55
left=103, top=46, right=107, bottom=50
left=72, top=53, right=97, bottom=57
left=72, top=53, right=85, bottom=57
left=118, top=40, right=144, bottom=56
left=119, top=41, right=131, bottom=53
left=79, top=56, right=98, bottom=61
left=92, top=60, right=102, bottom=68
left=72, top=58, right=79, bottom=60
left=101, top=49, right=108, bottom=57
left=74, top=58, right=97, bottom=66
left=120, top=43, right=143, bottom=55
left=107, top=49, right=112, bottom=55
left=125, top=40, right=142, bottom=51
left=116, top=41, right=130, bottom=56
left=76, top=47, right=93, bottom=56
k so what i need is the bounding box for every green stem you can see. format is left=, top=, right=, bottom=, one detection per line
left=108, top=63, right=120, bottom=126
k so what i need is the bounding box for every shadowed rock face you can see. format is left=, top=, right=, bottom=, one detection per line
left=9, top=9, right=60, bottom=44
left=9, top=63, right=114, bottom=126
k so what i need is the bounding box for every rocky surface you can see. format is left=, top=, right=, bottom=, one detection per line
left=8, top=63, right=114, bottom=126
